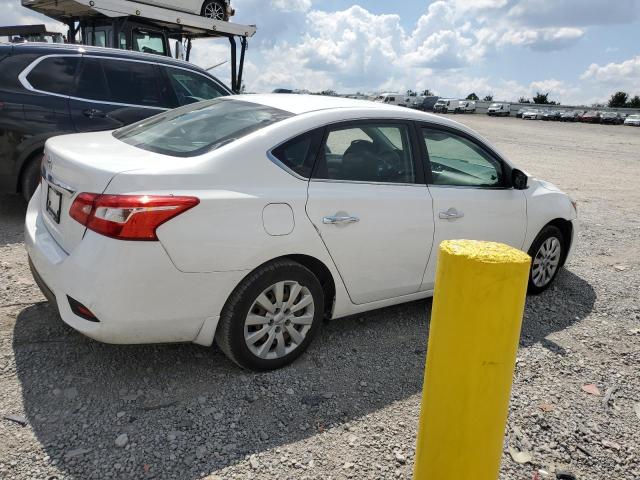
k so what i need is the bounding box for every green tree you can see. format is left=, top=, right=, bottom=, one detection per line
left=533, top=92, right=550, bottom=104
left=628, top=95, right=640, bottom=108
left=483, top=94, right=493, bottom=101
left=608, top=91, right=629, bottom=108
left=518, top=96, right=530, bottom=103
left=466, top=92, right=479, bottom=100
left=421, top=89, right=434, bottom=96
left=406, top=89, right=417, bottom=97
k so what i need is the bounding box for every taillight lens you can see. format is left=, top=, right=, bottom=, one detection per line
left=69, top=193, right=199, bottom=241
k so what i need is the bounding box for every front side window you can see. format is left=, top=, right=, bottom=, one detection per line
left=132, top=30, right=166, bottom=55
left=422, top=128, right=503, bottom=188
left=94, top=31, right=107, bottom=47
left=164, top=66, right=228, bottom=106
left=114, top=99, right=293, bottom=157
left=314, top=123, right=415, bottom=183
left=27, top=56, right=80, bottom=95
left=101, top=59, right=162, bottom=107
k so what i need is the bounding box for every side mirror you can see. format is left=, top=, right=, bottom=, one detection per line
left=512, top=169, right=528, bottom=190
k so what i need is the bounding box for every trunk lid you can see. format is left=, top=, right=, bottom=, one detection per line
left=40, top=131, right=171, bottom=253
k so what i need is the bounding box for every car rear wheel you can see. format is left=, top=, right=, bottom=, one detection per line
left=527, top=225, right=564, bottom=294
left=215, top=259, right=324, bottom=371
left=21, top=152, right=43, bottom=202
left=201, top=0, right=227, bottom=20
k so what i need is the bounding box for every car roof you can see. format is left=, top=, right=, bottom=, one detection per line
left=3, top=42, right=209, bottom=73
left=231, top=93, right=417, bottom=115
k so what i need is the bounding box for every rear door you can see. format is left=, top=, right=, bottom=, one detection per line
left=305, top=121, right=435, bottom=304
left=418, top=125, right=527, bottom=290
left=69, top=56, right=169, bottom=132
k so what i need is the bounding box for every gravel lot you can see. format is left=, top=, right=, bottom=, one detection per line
left=1, top=116, right=639, bottom=479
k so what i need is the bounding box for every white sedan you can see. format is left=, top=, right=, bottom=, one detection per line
left=26, top=95, right=577, bottom=370
left=522, top=109, right=543, bottom=120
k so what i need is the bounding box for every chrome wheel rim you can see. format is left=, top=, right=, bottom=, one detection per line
left=531, top=237, right=561, bottom=287
left=244, top=281, right=314, bottom=360
left=203, top=2, right=225, bottom=19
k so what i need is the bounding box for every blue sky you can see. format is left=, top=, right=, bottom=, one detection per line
left=6, top=0, right=640, bottom=104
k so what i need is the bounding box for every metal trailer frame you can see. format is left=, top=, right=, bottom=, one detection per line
left=21, top=0, right=256, bottom=92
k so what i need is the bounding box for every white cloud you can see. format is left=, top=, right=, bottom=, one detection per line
left=270, top=0, right=312, bottom=13
left=499, top=27, right=584, bottom=51
left=581, top=56, right=640, bottom=83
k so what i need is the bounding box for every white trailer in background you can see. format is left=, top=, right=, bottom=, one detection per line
left=21, top=0, right=256, bottom=92
left=373, top=93, right=410, bottom=107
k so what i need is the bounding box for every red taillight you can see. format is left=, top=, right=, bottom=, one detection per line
left=69, top=193, right=199, bottom=241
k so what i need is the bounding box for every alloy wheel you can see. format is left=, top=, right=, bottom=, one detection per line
left=244, top=281, right=314, bottom=360
left=531, top=237, right=561, bottom=287
left=203, top=2, right=225, bottom=20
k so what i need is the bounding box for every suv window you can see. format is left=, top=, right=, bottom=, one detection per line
left=74, top=57, right=109, bottom=101
left=422, top=128, right=503, bottom=188
left=28, top=56, right=80, bottom=95
left=163, top=66, right=228, bottom=106
left=313, top=123, right=415, bottom=183
left=101, top=59, right=162, bottom=107
left=271, top=130, right=322, bottom=178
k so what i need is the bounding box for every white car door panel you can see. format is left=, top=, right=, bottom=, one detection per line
left=422, top=186, right=526, bottom=289
left=307, top=181, right=434, bottom=304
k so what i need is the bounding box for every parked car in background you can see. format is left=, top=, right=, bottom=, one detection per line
left=134, top=0, right=234, bottom=20
left=0, top=42, right=231, bottom=200
left=373, top=93, right=410, bottom=107
left=624, top=114, right=640, bottom=126
left=410, top=95, right=440, bottom=111
left=516, top=107, right=530, bottom=118
left=433, top=98, right=451, bottom=113
left=600, top=112, right=623, bottom=125
left=560, top=110, right=581, bottom=122
left=542, top=110, right=561, bottom=121
left=581, top=111, right=602, bottom=124
left=487, top=103, right=511, bottom=116
left=454, top=100, right=476, bottom=113
left=522, top=109, right=543, bottom=120
left=26, top=94, right=577, bottom=370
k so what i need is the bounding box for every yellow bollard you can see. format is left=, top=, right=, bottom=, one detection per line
left=413, top=240, right=531, bottom=480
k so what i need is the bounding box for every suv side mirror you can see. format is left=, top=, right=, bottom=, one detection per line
left=512, top=169, right=528, bottom=190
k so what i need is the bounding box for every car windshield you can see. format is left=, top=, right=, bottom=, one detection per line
left=113, top=99, right=293, bottom=157
left=629, top=115, right=640, bottom=119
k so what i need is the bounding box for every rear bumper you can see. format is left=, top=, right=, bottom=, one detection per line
left=25, top=187, right=247, bottom=346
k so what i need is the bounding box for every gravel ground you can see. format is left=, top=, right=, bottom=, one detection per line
left=1, top=116, right=639, bottom=480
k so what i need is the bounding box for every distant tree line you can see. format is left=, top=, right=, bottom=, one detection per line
left=608, top=91, right=640, bottom=108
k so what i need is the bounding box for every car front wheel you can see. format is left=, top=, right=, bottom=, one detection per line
left=527, top=225, right=564, bottom=294
left=215, top=259, right=324, bottom=370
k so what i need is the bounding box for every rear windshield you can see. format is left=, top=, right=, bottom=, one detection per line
left=113, top=99, right=293, bottom=157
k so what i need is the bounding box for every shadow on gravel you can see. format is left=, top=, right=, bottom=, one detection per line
left=0, top=194, right=26, bottom=247
left=10, top=267, right=594, bottom=479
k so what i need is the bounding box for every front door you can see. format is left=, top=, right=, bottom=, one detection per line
left=306, top=121, right=435, bottom=305
left=418, top=125, right=527, bottom=290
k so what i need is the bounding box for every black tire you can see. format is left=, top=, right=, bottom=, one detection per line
left=20, top=152, right=43, bottom=203
left=215, top=259, right=324, bottom=371
left=201, top=0, right=228, bottom=20
left=527, top=225, right=564, bottom=295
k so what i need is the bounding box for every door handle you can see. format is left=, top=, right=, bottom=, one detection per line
left=439, top=208, right=464, bottom=220
left=83, top=108, right=106, bottom=119
left=322, top=215, right=360, bottom=225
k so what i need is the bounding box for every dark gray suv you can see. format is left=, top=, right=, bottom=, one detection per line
left=0, top=42, right=231, bottom=200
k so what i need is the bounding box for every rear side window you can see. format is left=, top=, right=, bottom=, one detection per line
left=163, top=66, right=228, bottom=106
left=271, top=130, right=323, bottom=178
left=74, top=57, right=109, bottom=101
left=101, top=59, right=162, bottom=107
left=114, top=99, right=293, bottom=157
left=27, top=56, right=80, bottom=95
